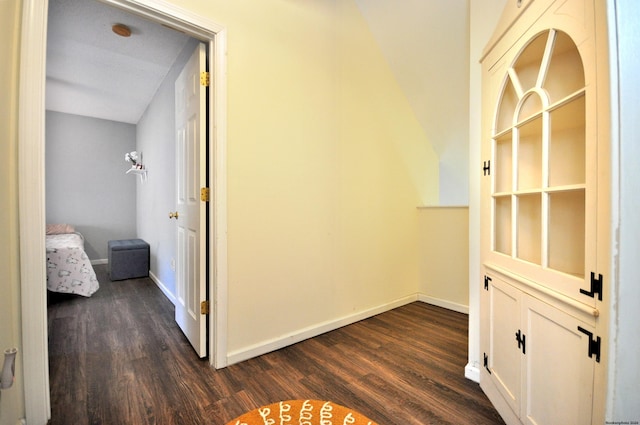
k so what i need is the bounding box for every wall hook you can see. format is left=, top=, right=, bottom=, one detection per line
left=1, top=348, right=17, bottom=390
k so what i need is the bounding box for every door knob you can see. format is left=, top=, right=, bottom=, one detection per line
left=169, top=211, right=179, bottom=219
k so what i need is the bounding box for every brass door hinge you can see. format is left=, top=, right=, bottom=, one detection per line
left=200, top=71, right=210, bottom=87
left=201, top=187, right=210, bottom=202
left=200, top=300, right=210, bottom=315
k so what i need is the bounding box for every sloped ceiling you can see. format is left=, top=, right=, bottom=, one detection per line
left=355, top=0, right=470, bottom=204
left=46, top=0, right=191, bottom=124
left=354, top=0, right=470, bottom=159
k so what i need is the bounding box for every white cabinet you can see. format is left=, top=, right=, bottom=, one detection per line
left=479, top=0, right=610, bottom=424
left=484, top=272, right=597, bottom=425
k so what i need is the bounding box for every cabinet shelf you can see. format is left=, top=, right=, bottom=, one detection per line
left=514, top=109, right=543, bottom=128
left=545, top=184, right=586, bottom=193
left=548, top=88, right=586, bottom=111
left=501, top=185, right=586, bottom=195
left=493, top=126, right=512, bottom=140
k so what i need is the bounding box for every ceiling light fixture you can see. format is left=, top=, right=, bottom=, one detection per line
left=112, top=23, right=131, bottom=37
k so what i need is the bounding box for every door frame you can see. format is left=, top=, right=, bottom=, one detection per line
left=18, top=0, right=228, bottom=422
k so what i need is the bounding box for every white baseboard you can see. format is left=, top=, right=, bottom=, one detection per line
left=417, top=294, right=469, bottom=314
left=465, top=362, right=480, bottom=383
left=227, top=293, right=471, bottom=366
left=148, top=271, right=177, bottom=305
left=227, top=294, right=419, bottom=365
left=91, top=262, right=175, bottom=305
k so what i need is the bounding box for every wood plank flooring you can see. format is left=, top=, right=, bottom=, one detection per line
left=47, top=265, right=504, bottom=424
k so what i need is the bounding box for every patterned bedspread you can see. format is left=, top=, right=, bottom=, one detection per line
left=46, top=232, right=99, bottom=297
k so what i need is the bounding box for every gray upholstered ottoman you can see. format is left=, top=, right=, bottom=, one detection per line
left=108, top=239, right=150, bottom=281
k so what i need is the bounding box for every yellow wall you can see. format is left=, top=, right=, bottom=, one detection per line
left=418, top=207, right=470, bottom=311
left=183, top=0, right=440, bottom=353
left=0, top=0, right=25, bottom=422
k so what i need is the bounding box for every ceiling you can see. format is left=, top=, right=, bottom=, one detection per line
left=46, top=0, right=192, bottom=124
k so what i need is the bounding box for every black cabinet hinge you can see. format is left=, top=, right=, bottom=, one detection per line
left=483, top=352, right=491, bottom=374
left=577, top=327, right=601, bottom=363
left=484, top=275, right=492, bottom=291
left=515, top=329, right=526, bottom=354
left=483, top=160, right=491, bottom=176
left=580, top=272, right=603, bottom=301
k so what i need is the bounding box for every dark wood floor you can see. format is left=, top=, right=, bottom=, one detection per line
left=47, top=265, right=504, bottom=425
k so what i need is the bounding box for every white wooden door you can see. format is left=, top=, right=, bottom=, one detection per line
left=175, top=43, right=207, bottom=358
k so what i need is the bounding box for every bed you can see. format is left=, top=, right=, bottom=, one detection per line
left=46, top=224, right=99, bottom=297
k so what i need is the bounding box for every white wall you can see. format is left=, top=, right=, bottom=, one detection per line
left=607, top=0, right=640, bottom=419
left=136, top=38, right=200, bottom=298
left=45, top=111, right=137, bottom=260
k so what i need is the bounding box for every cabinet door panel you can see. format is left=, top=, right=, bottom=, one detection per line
left=488, top=276, right=522, bottom=416
left=521, top=297, right=594, bottom=425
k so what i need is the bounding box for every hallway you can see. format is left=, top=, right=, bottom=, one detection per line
left=47, top=265, right=503, bottom=424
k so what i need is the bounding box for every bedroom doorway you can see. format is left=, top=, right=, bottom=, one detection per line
left=18, top=1, right=228, bottom=422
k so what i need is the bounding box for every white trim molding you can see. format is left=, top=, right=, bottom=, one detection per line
left=149, top=271, right=177, bottom=306
left=227, top=294, right=471, bottom=366
left=19, top=0, right=51, bottom=423
left=465, top=362, right=480, bottom=383
left=209, top=26, right=229, bottom=370
left=417, top=294, right=469, bottom=314
left=227, top=295, right=418, bottom=366
left=90, top=259, right=108, bottom=266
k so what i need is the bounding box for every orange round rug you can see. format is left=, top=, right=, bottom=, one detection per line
left=226, top=399, right=379, bottom=425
